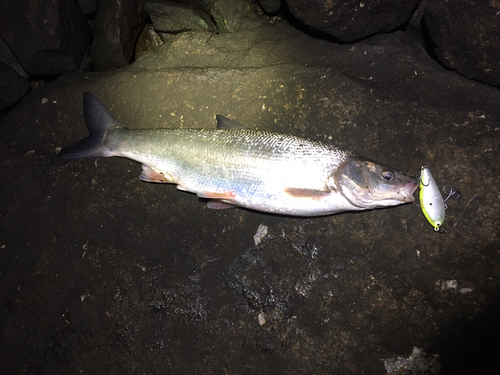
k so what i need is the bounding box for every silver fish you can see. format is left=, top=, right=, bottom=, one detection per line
left=57, top=93, right=418, bottom=216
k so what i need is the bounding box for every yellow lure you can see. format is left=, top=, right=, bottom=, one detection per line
left=419, top=166, right=445, bottom=231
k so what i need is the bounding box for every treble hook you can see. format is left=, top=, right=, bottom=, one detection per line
left=442, top=184, right=461, bottom=209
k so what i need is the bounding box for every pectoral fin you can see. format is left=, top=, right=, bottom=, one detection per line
left=197, top=191, right=236, bottom=199
left=139, top=165, right=173, bottom=183
left=284, top=188, right=331, bottom=201
left=206, top=200, right=237, bottom=209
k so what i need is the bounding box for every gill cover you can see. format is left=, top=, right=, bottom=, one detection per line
left=334, top=157, right=418, bottom=209
left=419, top=165, right=445, bottom=231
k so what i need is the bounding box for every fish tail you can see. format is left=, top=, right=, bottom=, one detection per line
left=55, top=92, right=120, bottom=159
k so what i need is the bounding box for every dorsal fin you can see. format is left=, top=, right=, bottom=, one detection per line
left=216, top=115, right=248, bottom=130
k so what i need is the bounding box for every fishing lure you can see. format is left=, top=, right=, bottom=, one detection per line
left=419, top=165, right=445, bottom=231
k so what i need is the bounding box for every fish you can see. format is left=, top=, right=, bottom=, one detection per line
left=56, top=92, right=418, bottom=216
left=419, top=165, right=445, bottom=231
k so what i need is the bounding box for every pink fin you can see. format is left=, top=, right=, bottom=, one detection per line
left=206, top=200, right=237, bottom=209
left=139, top=165, right=173, bottom=183
left=197, top=191, right=236, bottom=199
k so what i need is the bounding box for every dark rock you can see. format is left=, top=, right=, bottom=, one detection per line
left=0, top=62, right=30, bottom=109
left=145, top=1, right=216, bottom=33
left=135, top=24, right=171, bottom=60
left=90, top=0, right=147, bottom=71
left=405, top=0, right=428, bottom=47
left=285, top=0, right=419, bottom=42
left=79, top=0, right=98, bottom=15
left=1, top=23, right=500, bottom=375
left=198, top=0, right=263, bottom=32
left=257, top=0, right=282, bottom=15
left=0, top=37, right=29, bottom=79
left=424, top=0, right=500, bottom=86
left=0, top=0, right=90, bottom=76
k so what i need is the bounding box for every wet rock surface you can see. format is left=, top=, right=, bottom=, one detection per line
left=285, top=0, right=419, bottom=42
left=0, top=0, right=90, bottom=76
left=89, top=0, right=147, bottom=71
left=424, top=0, right=500, bottom=86
left=1, top=23, right=500, bottom=374
left=145, top=1, right=217, bottom=33
left=0, top=61, right=30, bottom=110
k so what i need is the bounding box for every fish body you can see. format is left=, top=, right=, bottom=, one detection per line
left=419, top=165, right=445, bottom=230
left=57, top=93, right=418, bottom=216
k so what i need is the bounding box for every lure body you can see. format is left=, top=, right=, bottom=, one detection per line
left=419, top=165, right=445, bottom=231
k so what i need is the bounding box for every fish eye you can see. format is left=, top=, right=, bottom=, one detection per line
left=382, top=170, right=394, bottom=181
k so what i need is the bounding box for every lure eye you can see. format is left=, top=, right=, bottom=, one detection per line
left=382, top=170, right=394, bottom=181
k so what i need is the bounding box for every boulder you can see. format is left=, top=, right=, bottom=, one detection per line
left=90, top=0, right=147, bottom=70
left=1, top=23, right=499, bottom=374
left=79, top=0, right=98, bottom=14
left=197, top=0, right=263, bottom=32
left=424, top=0, right=500, bottom=86
left=145, top=1, right=216, bottom=33
left=135, top=24, right=171, bottom=60
left=0, top=0, right=90, bottom=76
left=0, top=62, right=30, bottom=109
left=257, top=0, right=281, bottom=15
left=285, top=0, right=419, bottom=42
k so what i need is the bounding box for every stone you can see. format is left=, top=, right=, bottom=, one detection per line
left=0, top=0, right=90, bottom=76
left=0, top=62, right=30, bottom=109
left=79, top=0, right=98, bottom=15
left=257, top=0, right=281, bottom=15
left=90, top=0, right=147, bottom=71
left=135, top=24, right=169, bottom=60
left=424, top=0, right=500, bottom=86
left=1, top=22, right=499, bottom=375
left=145, top=1, right=216, bottom=33
left=285, top=0, right=419, bottom=42
left=0, top=37, right=29, bottom=79
left=199, top=0, right=263, bottom=32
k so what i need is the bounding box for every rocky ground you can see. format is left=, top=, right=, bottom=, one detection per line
left=1, top=22, right=499, bottom=374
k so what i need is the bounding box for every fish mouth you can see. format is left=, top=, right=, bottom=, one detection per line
left=400, top=176, right=419, bottom=202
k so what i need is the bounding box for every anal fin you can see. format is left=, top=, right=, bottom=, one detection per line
left=139, top=165, right=173, bottom=183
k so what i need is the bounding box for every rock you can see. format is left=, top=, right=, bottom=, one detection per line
left=0, top=37, right=29, bottom=79
left=285, top=0, right=419, bottom=42
left=90, top=0, right=147, bottom=71
left=1, top=22, right=500, bottom=375
left=405, top=0, right=428, bottom=47
left=145, top=1, right=216, bottom=33
left=384, top=347, right=441, bottom=375
left=198, top=0, right=263, bottom=32
left=135, top=24, right=171, bottom=60
left=0, top=0, right=90, bottom=76
left=0, top=62, right=30, bottom=110
left=424, top=0, right=500, bottom=86
left=79, top=0, right=98, bottom=14
left=257, top=0, right=282, bottom=15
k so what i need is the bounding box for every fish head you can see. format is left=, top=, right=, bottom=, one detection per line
left=334, top=157, right=418, bottom=209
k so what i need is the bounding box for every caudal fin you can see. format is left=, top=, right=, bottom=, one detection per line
left=55, top=92, right=120, bottom=159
